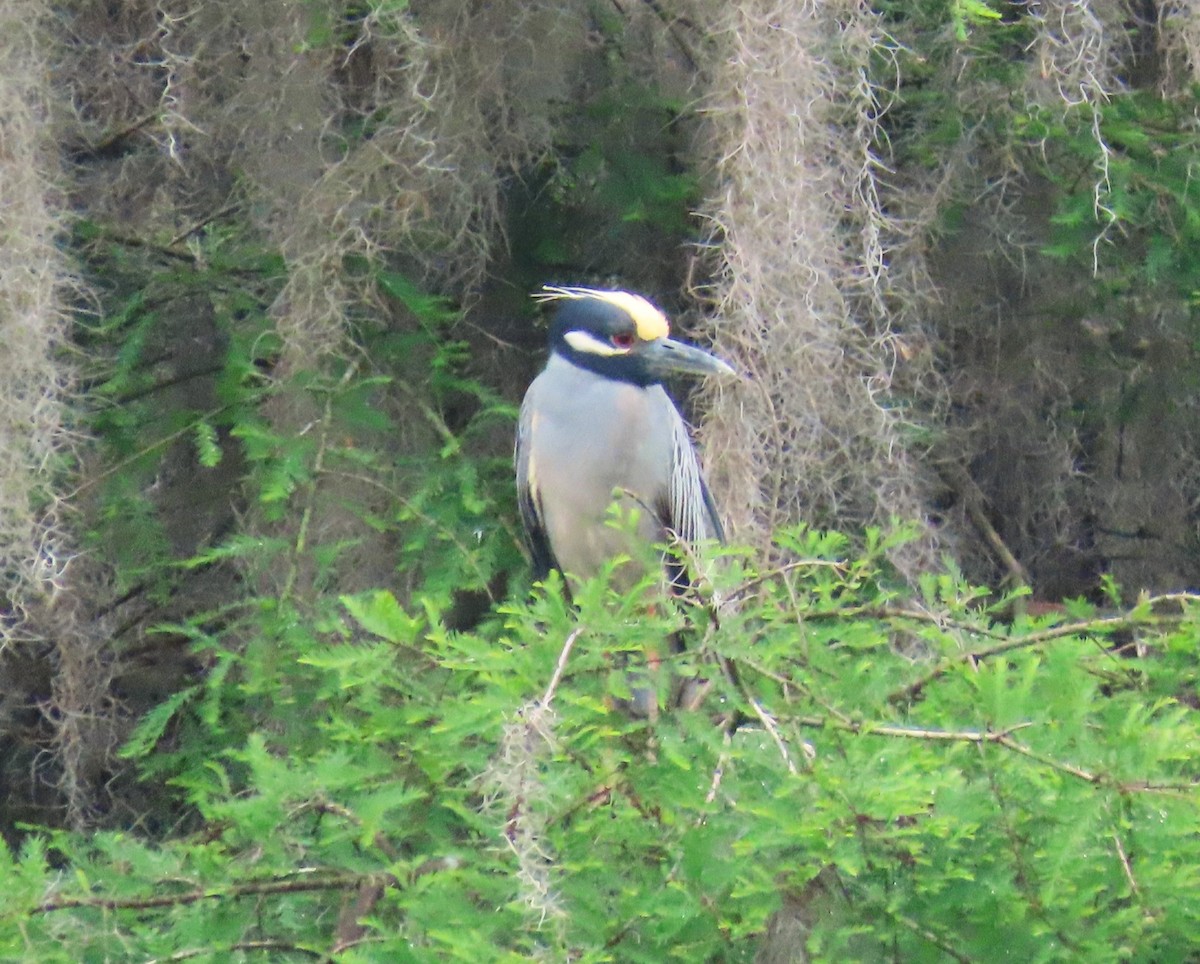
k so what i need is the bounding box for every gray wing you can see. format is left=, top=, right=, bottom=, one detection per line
left=515, top=387, right=559, bottom=580
left=666, top=407, right=725, bottom=546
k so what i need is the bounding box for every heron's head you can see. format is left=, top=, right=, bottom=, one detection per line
left=535, top=286, right=735, bottom=387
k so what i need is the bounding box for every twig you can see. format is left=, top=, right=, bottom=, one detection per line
left=146, top=940, right=326, bottom=963
left=639, top=1, right=703, bottom=83
left=332, top=879, right=385, bottom=957
left=796, top=719, right=1035, bottom=744
left=1112, top=832, right=1140, bottom=897
left=305, top=799, right=400, bottom=860
left=390, top=378, right=461, bottom=452
left=459, top=318, right=521, bottom=352
left=889, top=593, right=1200, bottom=705
left=282, top=363, right=358, bottom=602
left=83, top=227, right=198, bottom=263
left=807, top=604, right=1009, bottom=641
left=744, top=695, right=798, bottom=774
left=937, top=460, right=1030, bottom=587
left=737, top=647, right=1200, bottom=793
left=321, top=468, right=497, bottom=600
left=170, top=202, right=241, bottom=246
left=703, top=739, right=731, bottom=805
left=31, top=871, right=393, bottom=916
left=887, top=909, right=973, bottom=964
left=990, top=733, right=1194, bottom=793
left=72, top=111, right=161, bottom=158
left=64, top=399, right=245, bottom=500
left=106, top=364, right=227, bottom=406
left=706, top=648, right=801, bottom=773
left=725, top=557, right=849, bottom=602
left=543, top=629, right=582, bottom=707
left=992, top=732, right=1104, bottom=784
left=781, top=711, right=1197, bottom=794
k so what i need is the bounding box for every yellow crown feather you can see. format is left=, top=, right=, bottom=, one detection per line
left=534, top=285, right=670, bottom=342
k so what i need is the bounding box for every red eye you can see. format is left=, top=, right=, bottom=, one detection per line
left=611, top=332, right=635, bottom=349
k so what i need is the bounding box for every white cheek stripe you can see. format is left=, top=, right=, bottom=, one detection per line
left=564, top=329, right=625, bottom=357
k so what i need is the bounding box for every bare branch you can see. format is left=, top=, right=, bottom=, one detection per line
left=1112, top=832, right=1140, bottom=897
left=32, top=871, right=394, bottom=916
left=146, top=940, right=326, bottom=963
left=780, top=713, right=1197, bottom=795
left=543, top=628, right=583, bottom=707
left=890, top=594, right=1200, bottom=705
left=936, top=460, right=1031, bottom=588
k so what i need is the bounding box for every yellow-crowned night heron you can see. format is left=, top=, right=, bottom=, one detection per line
left=516, top=286, right=733, bottom=593
left=515, top=287, right=734, bottom=713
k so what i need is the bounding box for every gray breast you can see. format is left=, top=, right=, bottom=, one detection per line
left=526, top=356, right=680, bottom=586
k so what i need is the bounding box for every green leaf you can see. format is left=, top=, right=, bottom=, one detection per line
left=376, top=271, right=458, bottom=324
left=341, top=589, right=422, bottom=643
left=193, top=419, right=222, bottom=468
left=958, top=0, right=1002, bottom=21
left=119, top=686, right=199, bottom=759
left=179, top=534, right=290, bottom=569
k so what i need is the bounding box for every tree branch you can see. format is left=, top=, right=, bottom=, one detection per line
left=782, top=713, right=1198, bottom=794
left=32, top=871, right=393, bottom=916
left=888, top=593, right=1200, bottom=705
left=542, top=628, right=582, bottom=707
left=936, top=459, right=1031, bottom=588
left=147, top=939, right=326, bottom=963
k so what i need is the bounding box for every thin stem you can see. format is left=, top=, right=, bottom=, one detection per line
left=889, top=594, right=1200, bottom=705
left=32, top=872, right=392, bottom=916
left=543, top=629, right=582, bottom=707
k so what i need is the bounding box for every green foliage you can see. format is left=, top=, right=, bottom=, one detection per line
left=30, top=6, right=1200, bottom=961
left=880, top=0, right=1034, bottom=172
left=1038, top=91, right=1200, bottom=311
left=3, top=522, right=1198, bottom=960
left=77, top=222, right=519, bottom=611
left=76, top=222, right=284, bottom=594
left=508, top=57, right=699, bottom=281
left=50, top=199, right=1200, bottom=964
left=885, top=2, right=1200, bottom=321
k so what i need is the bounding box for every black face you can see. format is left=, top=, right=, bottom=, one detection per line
left=549, top=297, right=663, bottom=386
